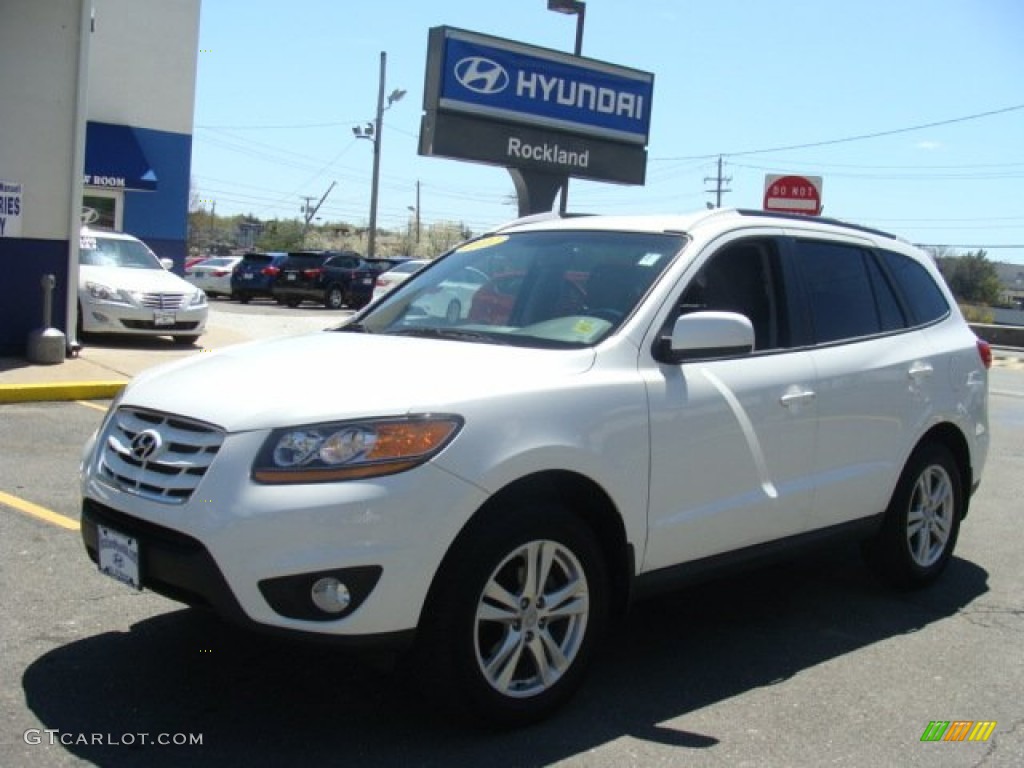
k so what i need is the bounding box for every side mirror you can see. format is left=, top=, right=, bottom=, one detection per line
left=653, top=311, right=755, bottom=364
left=160, top=258, right=174, bottom=271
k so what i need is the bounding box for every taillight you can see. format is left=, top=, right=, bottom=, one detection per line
left=212, top=269, right=230, bottom=277
left=303, top=268, right=323, bottom=278
left=976, top=338, right=992, bottom=370
left=261, top=266, right=280, bottom=277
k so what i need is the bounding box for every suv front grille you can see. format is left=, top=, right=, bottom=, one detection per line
left=140, top=293, right=188, bottom=310
left=97, top=407, right=223, bottom=504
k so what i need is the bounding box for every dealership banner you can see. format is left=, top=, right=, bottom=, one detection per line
left=0, top=180, right=23, bottom=237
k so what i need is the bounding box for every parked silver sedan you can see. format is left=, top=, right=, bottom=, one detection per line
left=185, top=256, right=242, bottom=298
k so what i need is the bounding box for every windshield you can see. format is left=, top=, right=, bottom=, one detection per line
left=80, top=233, right=163, bottom=269
left=352, top=230, right=685, bottom=348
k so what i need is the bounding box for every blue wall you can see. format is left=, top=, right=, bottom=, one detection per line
left=124, top=127, right=192, bottom=272
left=0, top=238, right=69, bottom=356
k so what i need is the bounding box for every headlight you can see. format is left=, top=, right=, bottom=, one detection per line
left=252, top=415, right=463, bottom=484
left=85, top=281, right=127, bottom=303
left=190, top=289, right=207, bottom=306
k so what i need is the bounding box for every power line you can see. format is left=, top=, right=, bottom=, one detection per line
left=656, top=103, right=1024, bottom=161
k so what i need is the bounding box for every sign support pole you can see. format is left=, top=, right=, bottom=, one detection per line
left=508, top=169, right=567, bottom=217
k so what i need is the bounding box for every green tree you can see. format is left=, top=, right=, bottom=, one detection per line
left=935, top=250, right=1001, bottom=306
left=257, top=219, right=305, bottom=252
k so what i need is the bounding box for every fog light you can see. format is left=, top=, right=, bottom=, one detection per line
left=311, top=577, right=351, bottom=614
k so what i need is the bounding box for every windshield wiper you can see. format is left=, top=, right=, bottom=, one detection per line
left=387, top=328, right=508, bottom=345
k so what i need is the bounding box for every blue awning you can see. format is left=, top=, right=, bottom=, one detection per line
left=84, top=121, right=158, bottom=191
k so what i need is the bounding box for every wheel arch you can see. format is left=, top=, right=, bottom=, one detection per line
left=419, top=469, right=634, bottom=630
left=913, top=422, right=973, bottom=518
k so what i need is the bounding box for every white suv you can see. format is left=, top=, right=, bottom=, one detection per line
left=80, top=209, right=990, bottom=724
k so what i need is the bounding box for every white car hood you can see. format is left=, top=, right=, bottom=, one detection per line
left=121, top=331, right=597, bottom=431
left=80, top=264, right=197, bottom=294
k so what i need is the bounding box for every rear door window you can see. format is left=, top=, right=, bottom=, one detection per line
left=792, top=241, right=886, bottom=344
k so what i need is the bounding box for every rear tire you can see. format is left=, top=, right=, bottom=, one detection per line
left=862, top=442, right=963, bottom=588
left=416, top=501, right=608, bottom=726
left=325, top=285, right=345, bottom=310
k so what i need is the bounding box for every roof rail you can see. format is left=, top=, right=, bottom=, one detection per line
left=487, top=210, right=595, bottom=234
left=735, top=208, right=901, bottom=241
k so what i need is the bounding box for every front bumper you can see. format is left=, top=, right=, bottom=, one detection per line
left=80, top=301, right=207, bottom=336
left=80, top=425, right=487, bottom=639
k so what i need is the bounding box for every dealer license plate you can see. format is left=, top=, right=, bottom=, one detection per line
left=153, top=311, right=176, bottom=326
left=97, top=525, right=141, bottom=590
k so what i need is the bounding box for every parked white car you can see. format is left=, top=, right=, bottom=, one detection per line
left=370, top=259, right=429, bottom=302
left=80, top=209, right=989, bottom=724
left=184, top=255, right=242, bottom=298
left=78, top=227, right=207, bottom=344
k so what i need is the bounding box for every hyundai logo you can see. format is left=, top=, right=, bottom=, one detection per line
left=454, top=56, right=509, bottom=95
left=129, top=429, right=163, bottom=462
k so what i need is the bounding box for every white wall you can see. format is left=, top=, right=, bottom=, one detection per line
left=88, top=0, right=201, bottom=133
left=0, top=0, right=89, bottom=240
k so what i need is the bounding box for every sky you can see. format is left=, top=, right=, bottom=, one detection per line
left=191, top=0, right=1024, bottom=263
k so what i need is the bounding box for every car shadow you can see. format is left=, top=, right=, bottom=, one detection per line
left=23, top=546, right=988, bottom=767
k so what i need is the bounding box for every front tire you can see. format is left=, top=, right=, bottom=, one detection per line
left=862, top=442, right=963, bottom=588
left=417, top=501, right=608, bottom=726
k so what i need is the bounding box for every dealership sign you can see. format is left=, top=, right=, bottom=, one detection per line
left=421, top=26, right=654, bottom=184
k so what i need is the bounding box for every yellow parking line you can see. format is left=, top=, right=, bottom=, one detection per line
left=0, top=490, right=80, bottom=531
left=76, top=399, right=109, bottom=413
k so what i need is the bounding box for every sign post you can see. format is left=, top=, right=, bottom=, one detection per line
left=763, top=174, right=822, bottom=216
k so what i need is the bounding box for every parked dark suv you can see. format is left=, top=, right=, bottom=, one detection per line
left=272, top=251, right=408, bottom=309
left=230, top=252, right=288, bottom=303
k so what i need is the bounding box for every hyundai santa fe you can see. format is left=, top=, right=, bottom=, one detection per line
left=79, top=208, right=990, bottom=725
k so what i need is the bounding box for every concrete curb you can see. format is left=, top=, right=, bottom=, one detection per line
left=0, top=381, right=125, bottom=404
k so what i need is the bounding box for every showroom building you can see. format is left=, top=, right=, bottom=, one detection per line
left=0, top=0, right=200, bottom=355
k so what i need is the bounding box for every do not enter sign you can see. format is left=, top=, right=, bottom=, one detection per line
left=763, top=174, right=822, bottom=216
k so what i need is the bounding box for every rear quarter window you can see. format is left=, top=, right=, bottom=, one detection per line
left=880, top=249, right=950, bottom=325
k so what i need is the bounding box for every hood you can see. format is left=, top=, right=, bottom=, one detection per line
left=121, top=331, right=597, bottom=431
left=80, top=264, right=198, bottom=294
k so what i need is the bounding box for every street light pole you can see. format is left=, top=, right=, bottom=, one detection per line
left=547, top=1, right=586, bottom=214
left=353, top=52, right=405, bottom=259
left=367, top=51, right=387, bottom=259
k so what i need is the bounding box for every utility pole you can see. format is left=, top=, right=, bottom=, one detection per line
left=704, top=155, right=732, bottom=208
left=414, top=180, right=421, bottom=244
left=301, top=182, right=336, bottom=234
left=208, top=200, right=215, bottom=251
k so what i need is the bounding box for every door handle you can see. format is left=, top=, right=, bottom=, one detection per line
left=908, top=361, right=934, bottom=380
left=780, top=388, right=816, bottom=407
